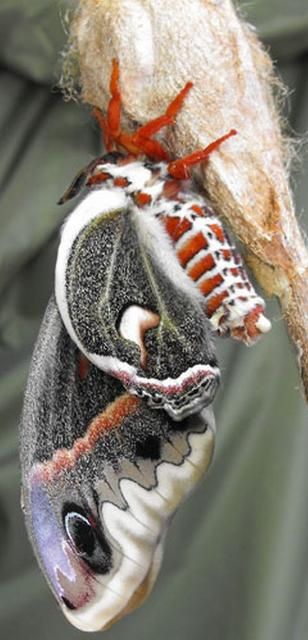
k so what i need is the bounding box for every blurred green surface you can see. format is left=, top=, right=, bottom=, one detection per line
left=0, top=2, right=308, bottom=639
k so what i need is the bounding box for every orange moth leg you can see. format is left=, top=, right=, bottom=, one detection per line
left=168, top=129, right=238, bottom=179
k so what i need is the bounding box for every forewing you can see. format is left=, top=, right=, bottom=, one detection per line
left=55, top=194, right=220, bottom=418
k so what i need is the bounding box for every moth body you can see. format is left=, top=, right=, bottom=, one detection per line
left=21, top=61, right=271, bottom=634
left=58, top=151, right=270, bottom=348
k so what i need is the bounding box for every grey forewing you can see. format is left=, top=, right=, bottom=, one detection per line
left=65, top=207, right=217, bottom=379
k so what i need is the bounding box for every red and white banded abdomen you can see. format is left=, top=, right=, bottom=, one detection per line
left=159, top=202, right=271, bottom=344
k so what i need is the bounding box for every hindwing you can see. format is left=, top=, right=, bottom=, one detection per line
left=21, top=298, right=215, bottom=631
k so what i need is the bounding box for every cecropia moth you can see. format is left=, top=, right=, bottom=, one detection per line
left=21, top=59, right=270, bottom=633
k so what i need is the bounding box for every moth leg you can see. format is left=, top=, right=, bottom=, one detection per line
left=94, top=61, right=194, bottom=161
left=93, top=59, right=122, bottom=151
left=106, top=58, right=122, bottom=145
left=136, top=81, right=193, bottom=141
left=168, top=129, right=237, bottom=180
left=119, top=81, right=193, bottom=161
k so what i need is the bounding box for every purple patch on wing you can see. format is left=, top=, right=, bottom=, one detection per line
left=30, top=483, right=95, bottom=610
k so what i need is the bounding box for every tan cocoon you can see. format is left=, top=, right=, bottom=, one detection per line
left=64, top=0, right=308, bottom=400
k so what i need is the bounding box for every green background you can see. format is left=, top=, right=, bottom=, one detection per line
left=0, top=1, right=308, bottom=639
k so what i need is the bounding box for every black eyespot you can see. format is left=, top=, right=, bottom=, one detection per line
left=63, top=503, right=112, bottom=574
left=64, top=510, right=96, bottom=557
